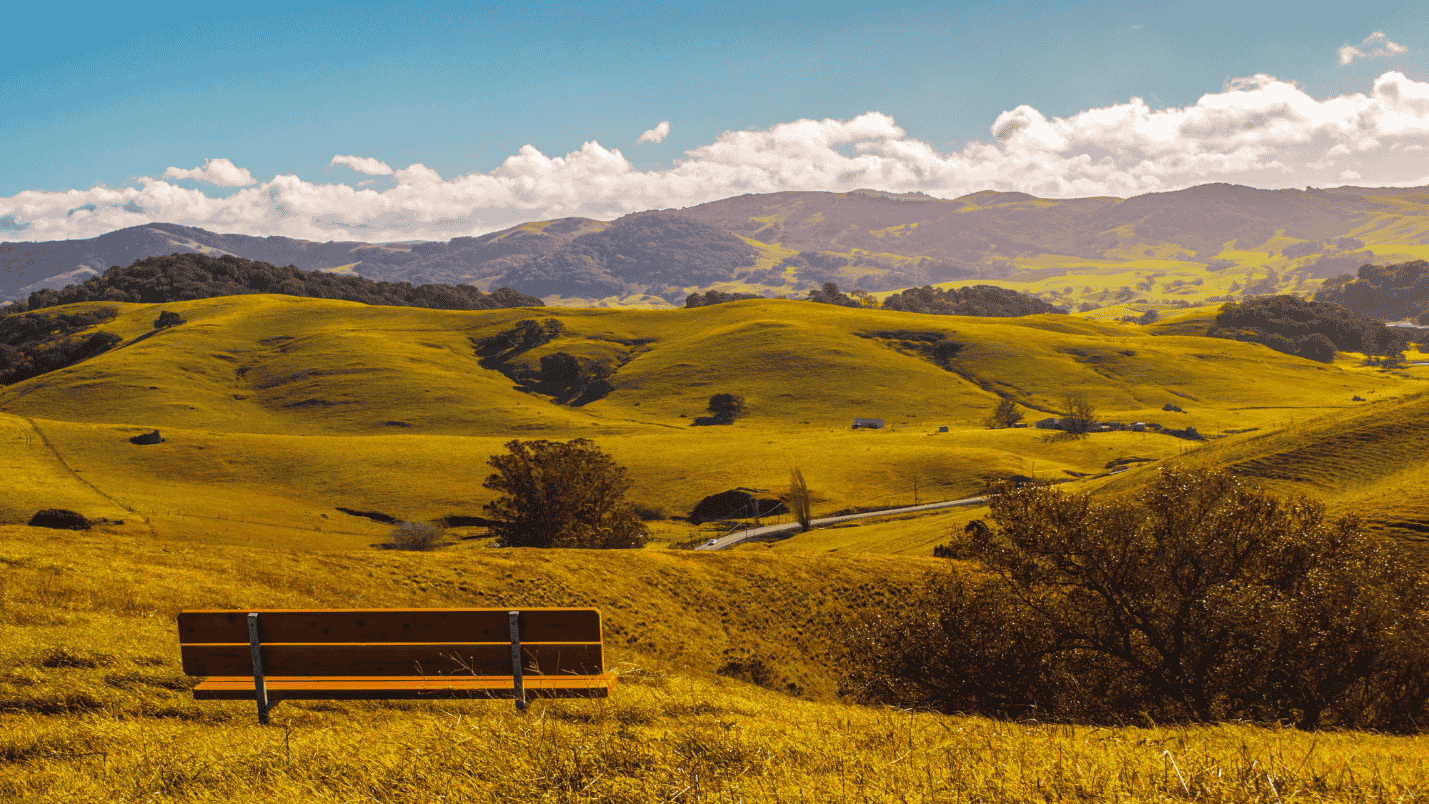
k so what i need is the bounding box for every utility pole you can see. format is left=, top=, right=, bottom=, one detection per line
left=913, top=471, right=918, bottom=505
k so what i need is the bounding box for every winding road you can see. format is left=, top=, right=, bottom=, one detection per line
left=692, top=495, right=990, bottom=551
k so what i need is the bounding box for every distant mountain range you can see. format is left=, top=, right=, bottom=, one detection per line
left=4, top=183, right=1428, bottom=305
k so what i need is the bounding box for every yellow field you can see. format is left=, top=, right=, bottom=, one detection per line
left=5, top=524, right=1429, bottom=802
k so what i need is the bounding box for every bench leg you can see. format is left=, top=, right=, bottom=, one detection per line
left=249, top=612, right=271, bottom=725
left=510, top=610, right=526, bottom=712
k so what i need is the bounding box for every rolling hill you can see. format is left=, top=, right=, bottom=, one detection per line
left=1, top=294, right=1424, bottom=554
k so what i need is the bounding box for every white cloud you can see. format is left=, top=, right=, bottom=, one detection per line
left=329, top=154, right=395, bottom=175
left=1339, top=32, right=1408, bottom=66
left=160, top=158, right=257, bottom=187
left=5, top=71, right=1429, bottom=244
left=637, top=121, right=671, bottom=144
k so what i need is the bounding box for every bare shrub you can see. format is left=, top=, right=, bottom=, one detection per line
left=631, top=501, right=668, bottom=521
left=383, top=521, right=446, bottom=551
left=789, top=468, right=812, bottom=531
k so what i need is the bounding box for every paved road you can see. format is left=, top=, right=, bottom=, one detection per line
left=692, top=496, right=990, bottom=551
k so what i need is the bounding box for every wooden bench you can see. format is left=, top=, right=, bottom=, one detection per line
left=178, top=608, right=615, bottom=723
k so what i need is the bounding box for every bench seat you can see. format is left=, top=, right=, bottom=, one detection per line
left=192, top=673, right=615, bottom=700
left=179, top=607, right=614, bottom=721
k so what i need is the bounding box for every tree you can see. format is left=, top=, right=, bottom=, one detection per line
left=848, top=289, right=879, bottom=308
left=1296, top=332, right=1337, bottom=363
left=985, top=398, right=1023, bottom=429
left=840, top=468, right=1429, bottom=730
left=789, top=468, right=812, bottom=531
left=482, top=439, right=649, bottom=549
left=1061, top=391, right=1097, bottom=434
left=154, top=310, right=184, bottom=329
left=706, top=393, right=745, bottom=424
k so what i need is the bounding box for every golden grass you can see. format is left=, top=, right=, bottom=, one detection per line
left=5, top=292, right=1429, bottom=799
left=1092, top=388, right=1429, bottom=550
left=5, top=524, right=1429, bottom=802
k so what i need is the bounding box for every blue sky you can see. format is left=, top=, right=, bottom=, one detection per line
left=3, top=0, right=1427, bottom=242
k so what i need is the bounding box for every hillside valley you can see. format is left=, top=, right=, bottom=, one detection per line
left=2, top=293, right=1426, bottom=555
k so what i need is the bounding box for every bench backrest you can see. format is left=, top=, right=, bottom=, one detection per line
left=178, top=608, right=605, bottom=678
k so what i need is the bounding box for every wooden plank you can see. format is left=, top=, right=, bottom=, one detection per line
left=181, top=642, right=603, bottom=678
left=178, top=608, right=602, bottom=645
left=192, top=674, right=615, bottom=701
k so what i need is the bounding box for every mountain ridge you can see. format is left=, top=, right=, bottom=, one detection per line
left=5, top=182, right=1429, bottom=310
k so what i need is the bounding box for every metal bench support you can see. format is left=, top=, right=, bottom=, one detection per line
left=509, top=610, right=526, bottom=712
left=248, top=612, right=271, bottom=724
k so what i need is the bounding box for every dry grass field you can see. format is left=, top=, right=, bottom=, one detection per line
left=5, top=294, right=1429, bottom=800
left=5, top=524, right=1429, bottom=803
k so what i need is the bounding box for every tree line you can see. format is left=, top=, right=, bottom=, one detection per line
left=10, top=252, right=544, bottom=313
left=0, top=307, right=122, bottom=385
left=1314, top=259, right=1429, bottom=322
left=1208, top=294, right=1407, bottom=362
left=686, top=282, right=1061, bottom=317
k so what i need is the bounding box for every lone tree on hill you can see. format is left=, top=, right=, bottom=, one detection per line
left=154, top=310, right=184, bottom=329
left=706, top=393, right=746, bottom=424
left=986, top=398, right=1023, bottom=429
left=482, top=438, right=649, bottom=549
left=1061, top=391, right=1097, bottom=434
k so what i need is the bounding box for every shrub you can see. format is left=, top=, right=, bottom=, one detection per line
left=28, top=509, right=90, bottom=530
left=630, top=501, right=668, bottom=521
left=840, top=468, right=1429, bottom=731
left=382, top=521, right=445, bottom=551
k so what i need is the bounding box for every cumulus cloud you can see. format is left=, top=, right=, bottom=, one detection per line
left=1339, top=32, right=1408, bottom=66
left=637, top=121, right=671, bottom=144
left=5, top=71, right=1429, bottom=244
left=330, top=154, right=395, bottom=175
left=161, top=158, right=258, bottom=187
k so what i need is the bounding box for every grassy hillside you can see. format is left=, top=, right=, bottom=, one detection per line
left=5, top=524, right=1429, bottom=802
left=1090, top=387, right=1429, bottom=552
left=1, top=295, right=1424, bottom=553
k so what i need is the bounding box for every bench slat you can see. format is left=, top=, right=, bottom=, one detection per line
left=181, top=642, right=603, bottom=677
left=192, top=674, right=615, bottom=700
left=178, top=608, right=601, bottom=645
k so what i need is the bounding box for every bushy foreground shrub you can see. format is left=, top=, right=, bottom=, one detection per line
left=839, top=468, right=1429, bottom=731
